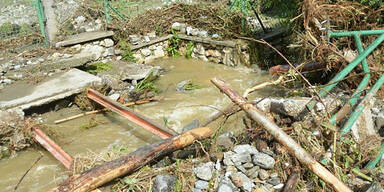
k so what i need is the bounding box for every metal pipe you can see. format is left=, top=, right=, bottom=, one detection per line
left=340, top=73, right=384, bottom=136
left=329, top=30, right=384, bottom=38
left=318, top=33, right=384, bottom=98
left=33, top=128, right=73, bottom=169
left=87, top=89, right=176, bottom=139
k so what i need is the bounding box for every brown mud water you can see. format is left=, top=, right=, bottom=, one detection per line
left=0, top=58, right=270, bottom=191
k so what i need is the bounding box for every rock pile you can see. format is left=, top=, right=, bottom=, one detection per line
left=192, top=144, right=282, bottom=192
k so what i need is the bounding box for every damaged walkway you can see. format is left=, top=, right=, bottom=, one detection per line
left=0, top=69, right=101, bottom=110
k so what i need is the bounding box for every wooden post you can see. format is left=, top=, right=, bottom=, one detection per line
left=51, top=127, right=212, bottom=192
left=211, top=77, right=352, bottom=192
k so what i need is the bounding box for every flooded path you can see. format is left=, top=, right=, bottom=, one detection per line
left=0, top=58, right=270, bottom=191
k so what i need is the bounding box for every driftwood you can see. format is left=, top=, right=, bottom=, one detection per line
left=51, top=127, right=212, bottom=192
left=211, top=77, right=352, bottom=192
left=54, top=98, right=160, bottom=124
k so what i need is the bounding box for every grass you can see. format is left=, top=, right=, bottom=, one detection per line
left=118, top=38, right=136, bottom=62
left=135, top=69, right=159, bottom=93
left=185, top=41, right=194, bottom=59
left=84, top=62, right=113, bottom=75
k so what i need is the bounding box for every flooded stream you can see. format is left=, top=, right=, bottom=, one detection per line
left=0, top=58, right=270, bottom=192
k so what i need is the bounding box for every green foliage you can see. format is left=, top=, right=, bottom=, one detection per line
left=135, top=70, right=158, bottom=93
left=228, top=0, right=253, bottom=15
left=123, top=178, right=137, bottom=191
left=80, top=120, right=99, bottom=130
left=167, top=29, right=180, bottom=57
left=262, top=0, right=301, bottom=18
left=185, top=41, right=194, bottom=59
left=84, top=62, right=113, bottom=75
left=352, top=0, right=383, bottom=8
left=183, top=81, right=203, bottom=91
left=118, top=39, right=136, bottom=62
left=0, top=22, right=17, bottom=37
left=172, top=179, right=182, bottom=192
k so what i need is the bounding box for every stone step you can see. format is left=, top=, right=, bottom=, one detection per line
left=55, top=31, right=114, bottom=48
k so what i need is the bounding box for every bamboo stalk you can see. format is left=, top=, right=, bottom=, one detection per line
left=211, top=77, right=352, bottom=192
left=54, top=98, right=160, bottom=124
left=51, top=127, right=212, bottom=192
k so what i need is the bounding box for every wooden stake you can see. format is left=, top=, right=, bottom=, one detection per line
left=51, top=127, right=212, bottom=192
left=211, top=77, right=352, bottom=192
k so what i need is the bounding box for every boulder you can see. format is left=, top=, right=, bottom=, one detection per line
left=153, top=174, right=177, bottom=192
left=194, top=162, right=214, bottom=181
left=252, top=152, right=275, bottom=169
left=230, top=172, right=255, bottom=192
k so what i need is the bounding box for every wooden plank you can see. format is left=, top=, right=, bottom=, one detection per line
left=131, top=35, right=173, bottom=50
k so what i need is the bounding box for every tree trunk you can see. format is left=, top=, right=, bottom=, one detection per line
left=51, top=127, right=212, bottom=192
left=211, top=77, right=352, bottom=192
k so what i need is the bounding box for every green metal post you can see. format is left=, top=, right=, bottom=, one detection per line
left=104, top=0, right=111, bottom=24
left=365, top=140, right=384, bottom=170
left=107, top=3, right=127, bottom=22
left=340, top=73, right=384, bottom=136
left=318, top=33, right=384, bottom=98
left=329, top=34, right=371, bottom=124
left=34, top=0, right=48, bottom=46
left=329, top=30, right=384, bottom=38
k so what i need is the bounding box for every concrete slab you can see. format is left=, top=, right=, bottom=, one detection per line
left=100, top=61, right=160, bottom=81
left=0, top=69, right=101, bottom=110
left=55, top=31, right=114, bottom=48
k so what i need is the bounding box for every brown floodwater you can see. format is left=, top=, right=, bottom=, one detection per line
left=0, top=57, right=271, bottom=192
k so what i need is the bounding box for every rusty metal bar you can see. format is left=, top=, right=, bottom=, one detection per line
left=33, top=128, right=73, bottom=169
left=87, top=88, right=176, bottom=139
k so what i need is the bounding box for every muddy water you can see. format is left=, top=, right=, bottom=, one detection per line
left=0, top=58, right=270, bottom=192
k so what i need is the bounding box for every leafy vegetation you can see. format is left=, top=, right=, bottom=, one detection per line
left=84, top=62, right=113, bottom=75
left=167, top=29, right=180, bottom=57
left=118, top=39, right=136, bottom=62
left=135, top=69, right=159, bottom=93
left=183, top=81, right=203, bottom=91
left=185, top=41, right=194, bottom=59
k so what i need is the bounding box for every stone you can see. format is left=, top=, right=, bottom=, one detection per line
left=192, top=189, right=202, bottom=192
left=103, top=47, right=115, bottom=57
left=212, top=34, right=220, bottom=39
left=3, top=79, right=12, bottom=84
left=141, top=48, right=152, bottom=57
left=365, top=183, right=384, bottom=192
left=147, top=31, right=156, bottom=38
left=108, top=93, right=120, bottom=101
left=233, top=144, right=258, bottom=155
left=71, top=44, right=82, bottom=52
left=231, top=153, right=252, bottom=164
left=223, top=47, right=234, bottom=66
left=230, top=172, right=255, bottom=192
left=171, top=22, right=181, bottom=31
left=0, top=146, right=11, bottom=159
left=191, top=28, right=199, bottom=36
left=198, top=30, right=208, bottom=37
left=258, top=169, right=269, bottom=180
left=194, top=44, right=205, bottom=55
left=198, top=55, right=208, bottom=61
left=217, top=184, right=233, bottom=192
left=243, top=162, right=254, bottom=169
left=75, top=15, right=86, bottom=24
left=116, top=56, right=122, bottom=60
left=273, top=183, right=284, bottom=190
left=103, top=38, right=114, bottom=47
left=153, top=174, right=177, bottom=192
left=195, top=180, right=209, bottom=190
left=245, top=166, right=259, bottom=179
left=144, top=56, right=155, bottom=64
left=144, top=36, right=151, bottom=43
left=154, top=46, right=165, bottom=58
left=253, top=188, right=267, bottom=192
left=81, top=44, right=105, bottom=60
left=252, top=152, right=275, bottom=169
left=267, top=177, right=280, bottom=186
left=217, top=132, right=235, bottom=149
left=186, top=27, right=193, bottom=35
left=194, top=162, right=214, bottom=181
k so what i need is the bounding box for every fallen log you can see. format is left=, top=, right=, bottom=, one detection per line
left=51, top=127, right=212, bottom=192
left=211, top=77, right=352, bottom=192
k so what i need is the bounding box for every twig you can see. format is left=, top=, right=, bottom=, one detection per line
left=283, top=170, right=300, bottom=192
left=14, top=154, right=43, bottom=191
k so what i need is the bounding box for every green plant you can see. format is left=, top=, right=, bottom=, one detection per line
left=118, top=39, right=136, bottom=62
left=84, top=62, right=113, bottom=75
left=167, top=29, right=180, bottom=57
left=185, top=41, right=194, bottom=59
left=135, top=70, right=158, bottom=93
left=183, top=81, right=203, bottom=91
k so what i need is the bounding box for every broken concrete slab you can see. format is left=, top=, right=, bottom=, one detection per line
left=5, top=53, right=94, bottom=78
left=100, top=61, right=161, bottom=81
left=0, top=69, right=101, bottom=110
left=55, top=31, right=114, bottom=48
